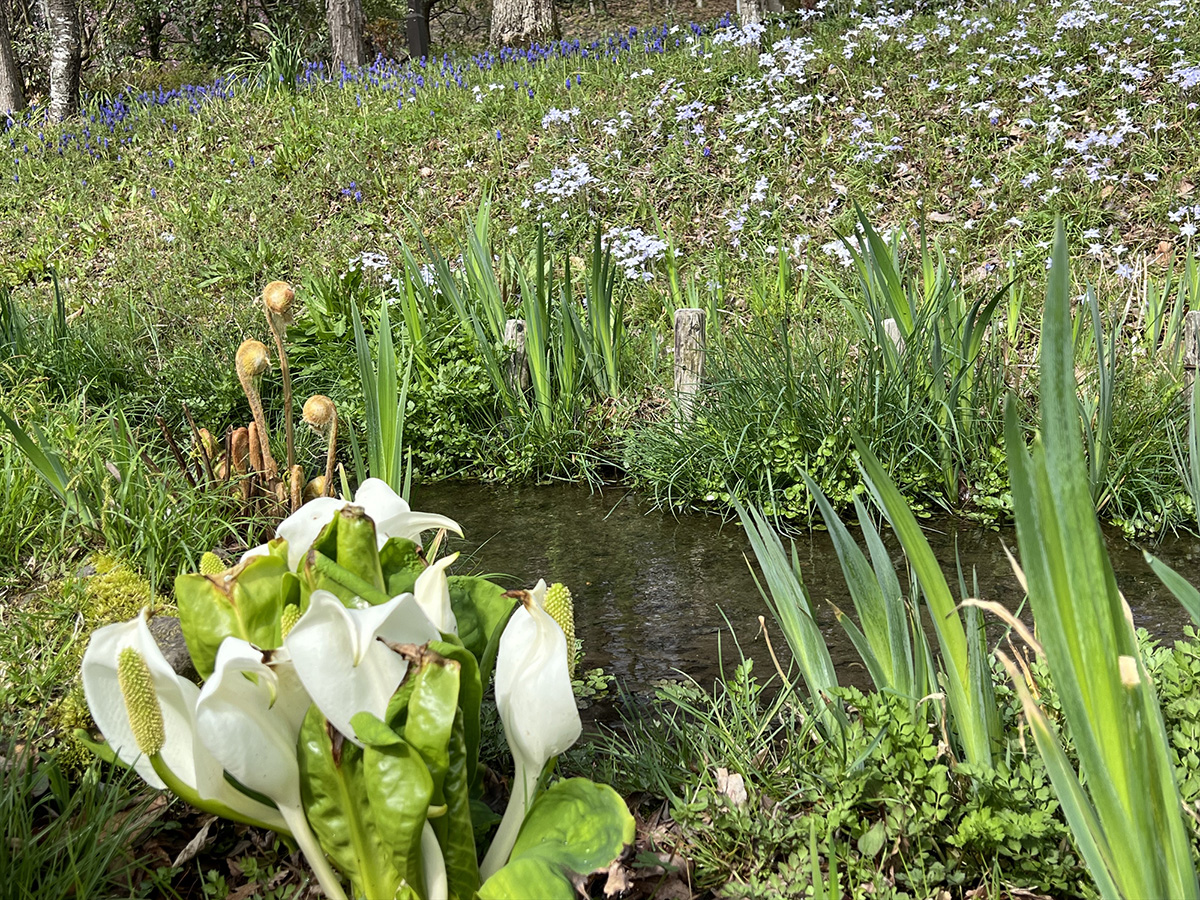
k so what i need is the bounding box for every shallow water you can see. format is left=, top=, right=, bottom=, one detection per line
left=413, top=482, right=1200, bottom=693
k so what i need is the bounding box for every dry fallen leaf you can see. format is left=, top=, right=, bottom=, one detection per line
left=714, top=767, right=748, bottom=808
left=927, top=211, right=955, bottom=224
left=603, top=859, right=632, bottom=897
left=171, top=815, right=217, bottom=868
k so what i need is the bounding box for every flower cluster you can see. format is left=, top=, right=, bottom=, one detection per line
left=604, top=226, right=669, bottom=281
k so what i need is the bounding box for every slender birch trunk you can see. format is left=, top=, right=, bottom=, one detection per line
left=47, top=0, right=80, bottom=120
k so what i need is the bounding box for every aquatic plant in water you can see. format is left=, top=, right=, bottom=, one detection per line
left=77, top=480, right=633, bottom=899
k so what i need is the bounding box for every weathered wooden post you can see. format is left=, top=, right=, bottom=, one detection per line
left=883, top=317, right=905, bottom=355
left=674, top=308, right=706, bottom=428
left=1185, top=310, right=1200, bottom=392
left=504, top=319, right=530, bottom=395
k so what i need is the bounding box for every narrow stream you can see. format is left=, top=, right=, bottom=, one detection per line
left=413, top=482, right=1200, bottom=693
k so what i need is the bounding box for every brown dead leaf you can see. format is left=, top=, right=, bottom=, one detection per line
left=1180, top=179, right=1195, bottom=198
left=714, top=767, right=747, bottom=808
left=171, top=815, right=218, bottom=868
left=1156, top=240, right=1174, bottom=266
left=604, top=860, right=633, bottom=897
left=927, top=211, right=955, bottom=224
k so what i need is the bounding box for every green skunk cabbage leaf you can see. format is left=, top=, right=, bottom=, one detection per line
left=478, top=856, right=576, bottom=900
left=427, top=640, right=482, bottom=787
left=478, top=779, right=635, bottom=899
left=359, top=715, right=434, bottom=893
left=440, top=712, right=480, bottom=900
left=471, top=798, right=503, bottom=840
left=447, top=575, right=517, bottom=663
left=309, top=512, right=339, bottom=561
left=380, top=537, right=425, bottom=596
left=175, top=545, right=288, bottom=679
left=300, top=514, right=391, bottom=608
left=302, top=551, right=391, bottom=609
left=402, top=653, right=460, bottom=803
left=298, top=706, right=402, bottom=899
left=334, top=506, right=386, bottom=591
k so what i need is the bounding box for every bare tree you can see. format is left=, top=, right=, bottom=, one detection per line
left=47, top=0, right=79, bottom=120
left=0, top=1, right=25, bottom=113
left=327, top=0, right=365, bottom=70
left=489, top=0, right=557, bottom=47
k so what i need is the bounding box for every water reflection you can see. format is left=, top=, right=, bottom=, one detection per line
left=413, top=482, right=1200, bottom=692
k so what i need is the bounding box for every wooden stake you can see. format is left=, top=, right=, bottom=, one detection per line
left=1185, top=310, right=1200, bottom=392
left=883, top=317, right=905, bottom=355
left=504, top=318, right=530, bottom=395
left=674, top=308, right=706, bottom=428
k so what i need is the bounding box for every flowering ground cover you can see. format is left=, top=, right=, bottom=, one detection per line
left=3, top=0, right=1200, bottom=532
left=6, top=0, right=1200, bottom=289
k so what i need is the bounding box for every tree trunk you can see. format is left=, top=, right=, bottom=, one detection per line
left=327, top=0, right=365, bottom=70
left=489, top=0, right=558, bottom=47
left=738, top=0, right=764, bottom=26
left=47, top=0, right=80, bottom=120
left=144, top=9, right=165, bottom=62
left=0, top=1, right=25, bottom=114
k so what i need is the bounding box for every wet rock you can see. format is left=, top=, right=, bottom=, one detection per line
left=149, top=615, right=199, bottom=683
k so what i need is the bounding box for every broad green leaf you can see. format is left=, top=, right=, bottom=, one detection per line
left=428, top=640, right=483, bottom=789
left=334, top=507, right=386, bottom=592
left=380, top=537, right=426, bottom=596
left=298, top=706, right=402, bottom=900
left=478, top=779, right=634, bottom=900
left=439, top=712, right=480, bottom=900
left=303, top=551, right=391, bottom=609
left=403, top=653, right=460, bottom=804
left=175, top=547, right=288, bottom=679
left=477, top=855, right=576, bottom=900
left=364, top=726, right=434, bottom=893
left=447, top=575, right=518, bottom=663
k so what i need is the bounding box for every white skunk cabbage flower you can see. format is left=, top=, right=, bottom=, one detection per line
left=195, top=637, right=347, bottom=900
left=243, top=477, right=463, bottom=571
left=414, top=552, right=459, bottom=635
left=479, top=579, right=582, bottom=879
left=81, top=611, right=287, bottom=832
left=284, top=589, right=440, bottom=746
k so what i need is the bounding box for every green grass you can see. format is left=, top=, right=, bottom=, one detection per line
left=0, top=743, right=163, bottom=900
left=4, top=0, right=1200, bottom=532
